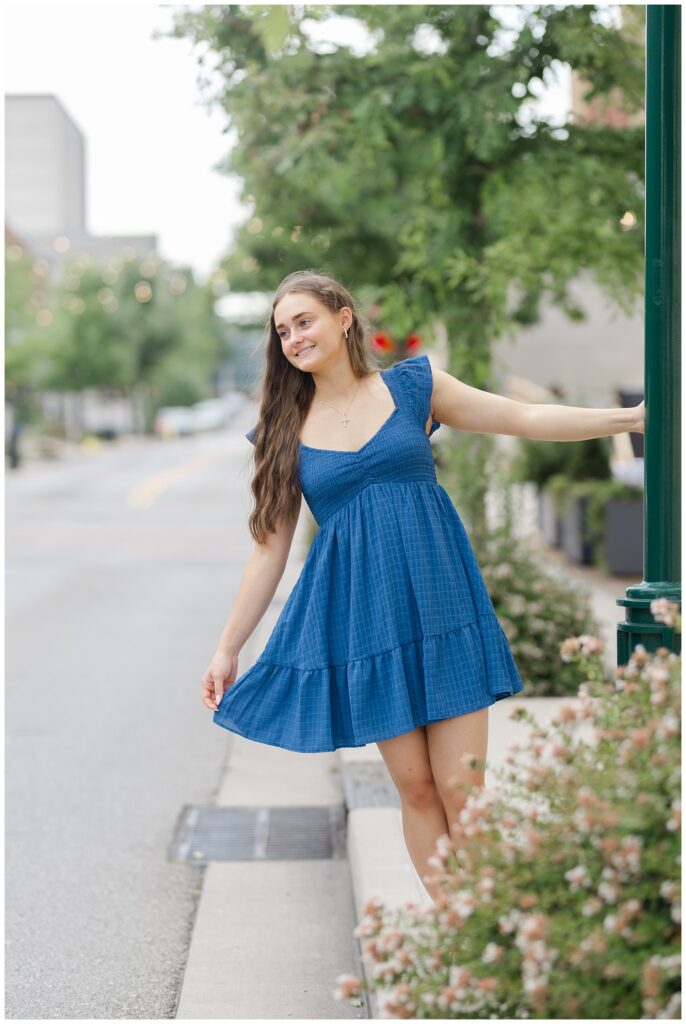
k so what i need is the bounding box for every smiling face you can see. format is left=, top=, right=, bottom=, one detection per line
left=273, top=291, right=351, bottom=370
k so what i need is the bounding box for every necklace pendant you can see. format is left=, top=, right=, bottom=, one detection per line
left=340, top=413, right=350, bottom=427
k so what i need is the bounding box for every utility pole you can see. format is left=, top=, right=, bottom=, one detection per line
left=617, top=5, right=681, bottom=661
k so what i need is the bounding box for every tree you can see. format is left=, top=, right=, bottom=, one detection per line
left=161, top=3, right=644, bottom=535
left=5, top=241, right=60, bottom=461
left=43, top=252, right=226, bottom=433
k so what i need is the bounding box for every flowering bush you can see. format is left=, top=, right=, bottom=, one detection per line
left=479, top=528, right=602, bottom=696
left=334, top=599, right=681, bottom=1019
left=437, top=437, right=603, bottom=696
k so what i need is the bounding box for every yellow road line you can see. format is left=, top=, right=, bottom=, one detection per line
left=128, top=450, right=219, bottom=509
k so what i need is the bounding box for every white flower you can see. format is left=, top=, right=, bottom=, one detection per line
left=564, top=864, right=591, bottom=891
left=656, top=990, right=681, bottom=1018
left=598, top=881, right=618, bottom=904
left=482, top=942, right=504, bottom=963
left=449, top=964, right=471, bottom=989
left=581, top=897, right=602, bottom=917
left=498, top=909, right=521, bottom=934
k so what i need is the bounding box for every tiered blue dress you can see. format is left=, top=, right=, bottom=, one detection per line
left=213, top=353, right=525, bottom=752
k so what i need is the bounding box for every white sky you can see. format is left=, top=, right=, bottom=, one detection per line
left=3, top=1, right=571, bottom=287
left=3, top=2, right=242, bottom=284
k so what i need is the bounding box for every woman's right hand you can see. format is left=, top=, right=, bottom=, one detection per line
left=201, top=649, right=239, bottom=712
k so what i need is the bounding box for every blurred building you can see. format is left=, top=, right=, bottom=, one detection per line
left=4, top=94, right=162, bottom=437
left=570, top=71, right=645, bottom=130
left=4, top=94, right=156, bottom=272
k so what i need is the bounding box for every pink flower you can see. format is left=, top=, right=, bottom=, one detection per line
left=333, top=973, right=363, bottom=1000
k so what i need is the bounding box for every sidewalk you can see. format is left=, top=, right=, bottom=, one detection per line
left=177, top=483, right=635, bottom=1019
left=174, top=509, right=369, bottom=1020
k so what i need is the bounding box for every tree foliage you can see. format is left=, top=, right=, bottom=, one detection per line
left=5, top=243, right=228, bottom=434
left=164, top=3, right=644, bottom=370
left=162, top=3, right=645, bottom=532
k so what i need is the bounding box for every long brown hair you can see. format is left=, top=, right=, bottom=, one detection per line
left=246, top=269, right=380, bottom=544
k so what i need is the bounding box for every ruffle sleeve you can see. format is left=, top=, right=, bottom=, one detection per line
left=392, top=354, right=441, bottom=435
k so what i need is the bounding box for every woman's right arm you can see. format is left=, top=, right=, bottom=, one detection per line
left=201, top=492, right=303, bottom=711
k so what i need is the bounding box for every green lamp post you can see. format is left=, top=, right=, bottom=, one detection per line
left=616, top=5, right=681, bottom=662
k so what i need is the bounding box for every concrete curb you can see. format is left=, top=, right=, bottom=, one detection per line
left=342, top=762, right=430, bottom=1020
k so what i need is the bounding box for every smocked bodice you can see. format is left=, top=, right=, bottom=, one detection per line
left=246, top=354, right=442, bottom=527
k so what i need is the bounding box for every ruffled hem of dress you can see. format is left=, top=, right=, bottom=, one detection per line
left=212, top=612, right=526, bottom=754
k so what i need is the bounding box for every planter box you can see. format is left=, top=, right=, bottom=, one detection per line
left=537, top=490, right=563, bottom=547
left=561, top=495, right=593, bottom=565
left=604, top=498, right=643, bottom=574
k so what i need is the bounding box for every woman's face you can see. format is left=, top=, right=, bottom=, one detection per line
left=274, top=291, right=350, bottom=370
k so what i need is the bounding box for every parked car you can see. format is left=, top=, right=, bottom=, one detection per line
left=218, top=391, right=243, bottom=416
left=155, top=392, right=244, bottom=438
left=153, top=406, right=196, bottom=438
left=191, top=398, right=232, bottom=432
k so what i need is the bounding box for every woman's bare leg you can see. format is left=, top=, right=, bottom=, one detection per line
left=425, top=707, right=489, bottom=833
left=376, top=726, right=449, bottom=902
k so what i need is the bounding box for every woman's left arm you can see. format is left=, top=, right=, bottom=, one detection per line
left=431, top=367, right=645, bottom=441
left=525, top=398, right=645, bottom=441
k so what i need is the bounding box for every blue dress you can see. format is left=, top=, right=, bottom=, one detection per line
left=213, top=353, right=525, bottom=752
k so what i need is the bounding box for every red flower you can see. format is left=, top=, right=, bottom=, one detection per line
left=372, top=331, right=395, bottom=352
left=406, top=334, right=421, bottom=353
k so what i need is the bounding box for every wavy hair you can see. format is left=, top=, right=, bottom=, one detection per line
left=246, top=269, right=380, bottom=544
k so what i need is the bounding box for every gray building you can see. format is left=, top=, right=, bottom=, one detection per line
left=5, top=94, right=156, bottom=271
left=5, top=93, right=161, bottom=437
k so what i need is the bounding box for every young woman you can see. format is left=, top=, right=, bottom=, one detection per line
left=201, top=269, right=645, bottom=901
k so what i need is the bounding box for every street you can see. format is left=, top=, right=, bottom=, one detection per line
left=5, top=425, right=306, bottom=1018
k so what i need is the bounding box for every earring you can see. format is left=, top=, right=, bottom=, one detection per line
left=344, top=327, right=349, bottom=339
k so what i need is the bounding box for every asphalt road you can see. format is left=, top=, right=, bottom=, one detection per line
left=5, top=425, right=259, bottom=1018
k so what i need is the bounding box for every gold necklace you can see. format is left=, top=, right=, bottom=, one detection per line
left=315, top=379, right=361, bottom=427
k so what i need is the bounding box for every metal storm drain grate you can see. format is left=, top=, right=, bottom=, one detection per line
left=170, top=804, right=347, bottom=863
left=340, top=761, right=401, bottom=810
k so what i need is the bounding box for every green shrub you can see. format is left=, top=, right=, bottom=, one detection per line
left=510, top=437, right=571, bottom=488
left=543, top=471, right=578, bottom=518
left=562, top=435, right=612, bottom=482
left=513, top=435, right=612, bottom=487
left=152, top=356, right=209, bottom=409
left=479, top=529, right=601, bottom=696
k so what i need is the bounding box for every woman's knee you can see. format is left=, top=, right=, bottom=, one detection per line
left=376, top=727, right=442, bottom=811
left=400, top=775, right=443, bottom=811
